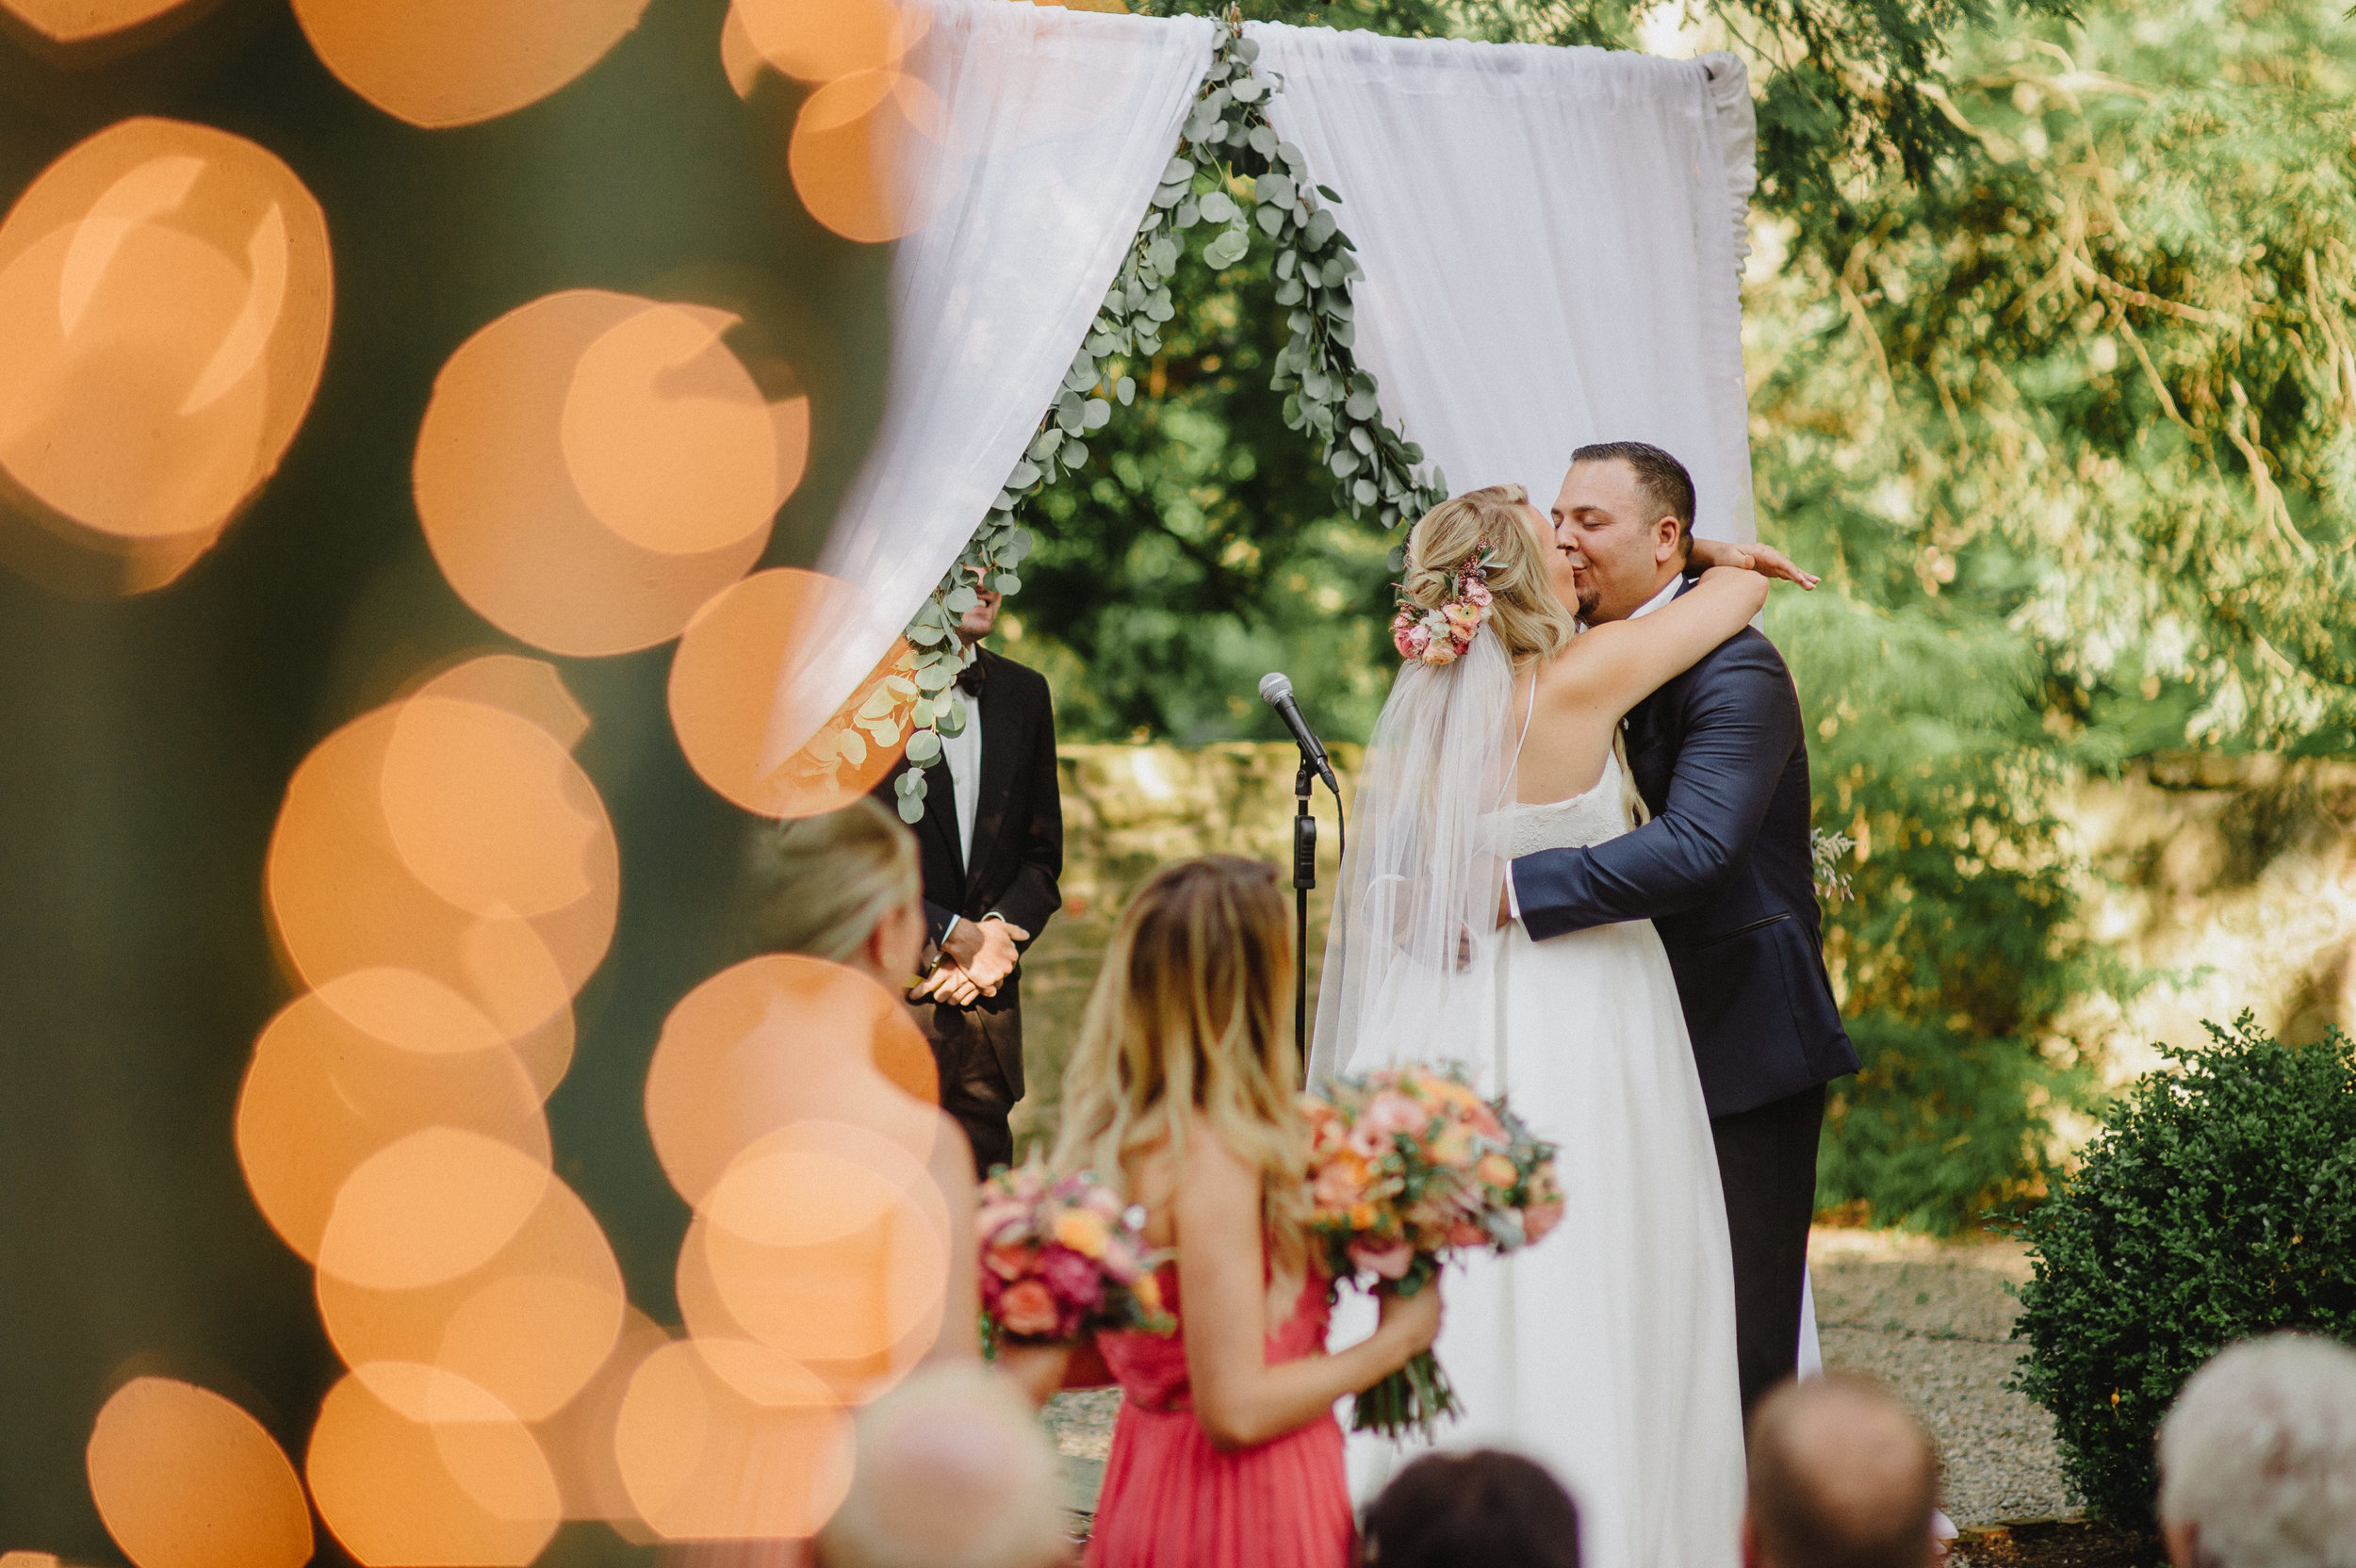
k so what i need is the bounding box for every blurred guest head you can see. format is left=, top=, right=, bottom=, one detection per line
left=1745, top=1373, right=1939, bottom=1568
left=2157, top=1332, right=2356, bottom=1568
left=745, top=796, right=926, bottom=987
left=1356, top=1448, right=1581, bottom=1568
left=817, top=1364, right=1070, bottom=1568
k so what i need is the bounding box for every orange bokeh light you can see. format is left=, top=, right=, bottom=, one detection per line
left=265, top=694, right=615, bottom=1089
left=666, top=568, right=921, bottom=819
left=789, top=68, right=954, bottom=245
left=613, top=1340, right=854, bottom=1541
left=734, top=0, right=923, bottom=83
left=318, top=1168, right=625, bottom=1421
left=85, top=1379, right=311, bottom=1568
left=682, top=1121, right=950, bottom=1399
left=319, top=1127, right=553, bottom=1292
left=291, top=0, right=653, bottom=129
left=415, top=289, right=805, bottom=658
left=645, top=954, right=940, bottom=1213
left=237, top=975, right=550, bottom=1266
left=307, top=1367, right=562, bottom=1567
left=416, top=653, right=592, bottom=752
left=0, top=118, right=332, bottom=597
left=0, top=0, right=188, bottom=44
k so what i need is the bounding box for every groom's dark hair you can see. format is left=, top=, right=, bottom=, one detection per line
left=1571, top=440, right=1696, bottom=561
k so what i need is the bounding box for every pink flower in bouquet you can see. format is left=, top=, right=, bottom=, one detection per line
left=1522, top=1200, right=1565, bottom=1244
left=1039, top=1245, right=1105, bottom=1310
left=1444, top=1217, right=1486, bottom=1249
left=1465, top=579, right=1494, bottom=608
left=1423, top=637, right=1458, bottom=668
left=1100, top=1235, right=1143, bottom=1283
left=983, top=1239, right=1039, bottom=1282
left=1081, top=1183, right=1126, bottom=1219
left=1365, top=1092, right=1427, bottom=1136
left=1466, top=1102, right=1506, bottom=1141
left=998, top=1279, right=1060, bottom=1337
left=1350, top=1238, right=1415, bottom=1280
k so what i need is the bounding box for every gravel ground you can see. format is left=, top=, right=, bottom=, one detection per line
left=1809, top=1229, right=2076, bottom=1528
left=1041, top=1230, right=2078, bottom=1529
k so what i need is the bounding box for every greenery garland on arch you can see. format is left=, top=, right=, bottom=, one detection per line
left=888, top=19, right=1448, bottom=823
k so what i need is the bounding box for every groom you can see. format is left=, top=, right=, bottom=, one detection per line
left=1505, top=440, right=1858, bottom=1418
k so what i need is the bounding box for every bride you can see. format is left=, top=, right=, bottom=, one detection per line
left=1312, top=483, right=1774, bottom=1568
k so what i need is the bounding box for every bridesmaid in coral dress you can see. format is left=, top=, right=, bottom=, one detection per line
left=1022, top=857, right=1443, bottom=1568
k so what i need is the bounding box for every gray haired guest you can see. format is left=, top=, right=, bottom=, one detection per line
left=1743, top=1373, right=1939, bottom=1568
left=2158, top=1333, right=2356, bottom=1568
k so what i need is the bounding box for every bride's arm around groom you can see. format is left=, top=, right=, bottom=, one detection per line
left=1509, top=441, right=1860, bottom=1418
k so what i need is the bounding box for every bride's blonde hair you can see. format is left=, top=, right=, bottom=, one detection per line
left=1053, top=857, right=1311, bottom=1275
left=1402, top=483, right=1578, bottom=662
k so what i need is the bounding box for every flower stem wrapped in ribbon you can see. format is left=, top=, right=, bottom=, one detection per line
left=1304, top=1063, right=1563, bottom=1438
left=976, top=1153, right=1173, bottom=1348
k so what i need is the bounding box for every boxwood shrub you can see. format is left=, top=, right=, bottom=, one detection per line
left=2007, top=1013, right=2356, bottom=1528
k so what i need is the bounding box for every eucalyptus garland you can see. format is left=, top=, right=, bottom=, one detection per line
left=891, top=20, right=1447, bottom=823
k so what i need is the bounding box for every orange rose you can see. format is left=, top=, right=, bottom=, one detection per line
left=997, top=1279, right=1060, bottom=1338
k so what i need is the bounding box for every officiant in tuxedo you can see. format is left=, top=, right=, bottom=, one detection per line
left=871, top=574, right=1063, bottom=1178
left=1506, top=441, right=1859, bottom=1419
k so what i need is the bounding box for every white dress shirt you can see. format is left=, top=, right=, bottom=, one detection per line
left=941, top=692, right=983, bottom=870
left=1504, top=572, right=1683, bottom=920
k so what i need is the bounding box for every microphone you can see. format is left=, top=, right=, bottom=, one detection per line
left=1258, top=672, right=1341, bottom=796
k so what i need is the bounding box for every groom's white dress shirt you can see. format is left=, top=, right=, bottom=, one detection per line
left=1501, top=572, right=1683, bottom=921
left=941, top=697, right=983, bottom=869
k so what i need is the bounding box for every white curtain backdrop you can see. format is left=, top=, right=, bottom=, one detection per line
left=762, top=0, right=1215, bottom=774
left=1249, top=24, right=1758, bottom=542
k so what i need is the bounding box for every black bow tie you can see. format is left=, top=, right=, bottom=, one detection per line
left=956, top=658, right=988, bottom=696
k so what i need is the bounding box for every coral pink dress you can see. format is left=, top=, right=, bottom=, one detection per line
left=1086, top=1263, right=1352, bottom=1568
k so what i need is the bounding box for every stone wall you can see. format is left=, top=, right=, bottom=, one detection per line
left=2063, top=754, right=2356, bottom=1080
left=1011, top=743, right=2356, bottom=1153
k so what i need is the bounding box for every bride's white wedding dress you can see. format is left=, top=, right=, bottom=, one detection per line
left=1333, top=746, right=1746, bottom=1568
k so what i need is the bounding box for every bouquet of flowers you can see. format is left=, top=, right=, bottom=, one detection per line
left=1304, top=1064, right=1563, bottom=1438
left=976, top=1155, right=1173, bottom=1348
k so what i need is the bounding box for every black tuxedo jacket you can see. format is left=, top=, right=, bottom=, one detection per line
left=1510, top=580, right=1857, bottom=1117
left=870, top=646, right=1062, bottom=1098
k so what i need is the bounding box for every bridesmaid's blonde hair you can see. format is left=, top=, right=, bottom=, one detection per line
left=1402, top=483, right=1578, bottom=662
left=744, top=796, right=921, bottom=963
left=1054, top=857, right=1311, bottom=1274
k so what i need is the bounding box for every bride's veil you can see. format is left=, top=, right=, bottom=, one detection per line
left=1309, top=628, right=1513, bottom=1092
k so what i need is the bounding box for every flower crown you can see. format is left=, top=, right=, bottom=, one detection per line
left=1391, top=547, right=1497, bottom=667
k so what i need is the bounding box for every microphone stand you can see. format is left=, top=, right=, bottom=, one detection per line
left=1292, top=754, right=1317, bottom=1059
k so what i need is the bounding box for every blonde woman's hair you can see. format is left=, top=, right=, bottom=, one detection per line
left=1053, top=857, right=1312, bottom=1275
left=1402, top=483, right=1578, bottom=662
left=744, top=796, right=922, bottom=963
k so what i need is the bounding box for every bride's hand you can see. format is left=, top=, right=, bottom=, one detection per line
left=1690, top=535, right=1819, bottom=590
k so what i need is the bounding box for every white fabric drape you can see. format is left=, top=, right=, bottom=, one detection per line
left=762, top=1, right=1214, bottom=773
left=1250, top=24, right=1758, bottom=542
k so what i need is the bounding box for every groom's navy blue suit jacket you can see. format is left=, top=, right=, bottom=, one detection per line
left=1512, top=579, right=1857, bottom=1118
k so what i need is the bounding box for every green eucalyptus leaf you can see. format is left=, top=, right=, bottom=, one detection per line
left=1249, top=125, right=1277, bottom=157
left=1083, top=397, right=1110, bottom=431
left=1200, top=190, right=1237, bottom=223
left=1279, top=141, right=1305, bottom=172
left=1333, top=318, right=1356, bottom=349
left=1346, top=388, right=1378, bottom=420
left=897, top=792, right=926, bottom=825
left=1354, top=477, right=1379, bottom=507
left=1349, top=425, right=1375, bottom=455
left=1055, top=393, right=1085, bottom=433
left=1257, top=172, right=1293, bottom=209
left=1029, top=428, right=1061, bottom=462
left=1316, top=183, right=1342, bottom=203
left=907, top=727, right=943, bottom=764
left=1160, top=155, right=1193, bottom=185
left=1064, top=440, right=1089, bottom=467
left=935, top=696, right=966, bottom=736
left=1116, top=375, right=1137, bottom=405
left=1174, top=198, right=1200, bottom=229
left=1007, top=460, right=1040, bottom=489
left=993, top=571, right=1022, bottom=594
left=1152, top=183, right=1186, bottom=210
left=1257, top=204, right=1285, bottom=237
left=1331, top=446, right=1362, bottom=478
left=1230, top=77, right=1264, bottom=103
